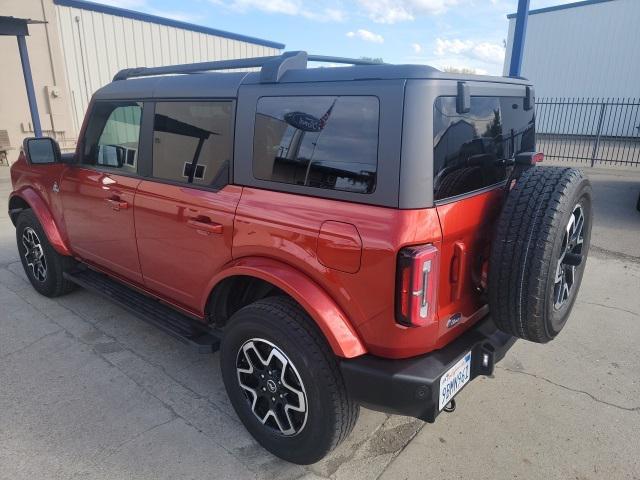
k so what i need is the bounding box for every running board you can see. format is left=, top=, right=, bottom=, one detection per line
left=64, top=268, right=221, bottom=353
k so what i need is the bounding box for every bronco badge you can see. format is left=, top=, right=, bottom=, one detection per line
left=447, top=313, right=462, bottom=328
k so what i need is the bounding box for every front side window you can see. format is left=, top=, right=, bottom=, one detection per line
left=152, top=101, right=233, bottom=188
left=82, top=102, right=142, bottom=174
left=433, top=96, right=535, bottom=201
left=253, top=96, right=379, bottom=194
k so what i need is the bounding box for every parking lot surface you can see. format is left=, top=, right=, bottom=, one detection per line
left=1, top=166, right=639, bottom=479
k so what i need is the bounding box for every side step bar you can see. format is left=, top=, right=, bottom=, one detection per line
left=64, top=268, right=221, bottom=353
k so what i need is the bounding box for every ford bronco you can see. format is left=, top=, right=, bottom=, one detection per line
left=9, top=51, right=592, bottom=464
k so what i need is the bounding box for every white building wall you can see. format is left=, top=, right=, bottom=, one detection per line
left=504, top=0, right=640, bottom=99
left=55, top=4, right=280, bottom=134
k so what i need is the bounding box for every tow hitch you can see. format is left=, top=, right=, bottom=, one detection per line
left=443, top=398, right=456, bottom=413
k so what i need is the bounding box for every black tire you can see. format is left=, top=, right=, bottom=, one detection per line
left=15, top=209, right=76, bottom=297
left=489, top=167, right=593, bottom=343
left=220, top=296, right=359, bottom=464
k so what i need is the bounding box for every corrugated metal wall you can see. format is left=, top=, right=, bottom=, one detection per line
left=55, top=4, right=280, bottom=134
left=503, top=0, right=640, bottom=98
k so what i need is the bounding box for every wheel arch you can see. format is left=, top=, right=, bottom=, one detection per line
left=204, top=257, right=367, bottom=359
left=9, top=189, right=72, bottom=256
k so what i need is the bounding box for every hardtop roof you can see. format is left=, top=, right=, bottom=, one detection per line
left=93, top=56, right=532, bottom=101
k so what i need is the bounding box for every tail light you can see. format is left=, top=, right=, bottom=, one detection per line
left=395, top=244, right=439, bottom=327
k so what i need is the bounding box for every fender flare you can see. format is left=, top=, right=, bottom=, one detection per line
left=10, top=189, right=72, bottom=256
left=205, top=257, right=367, bottom=359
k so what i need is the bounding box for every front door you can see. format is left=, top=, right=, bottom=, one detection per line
left=60, top=101, right=144, bottom=283
left=134, top=100, right=240, bottom=313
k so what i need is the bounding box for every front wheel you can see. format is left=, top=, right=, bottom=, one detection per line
left=15, top=210, right=76, bottom=297
left=220, top=296, right=359, bottom=464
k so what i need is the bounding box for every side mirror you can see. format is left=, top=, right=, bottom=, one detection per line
left=97, top=144, right=126, bottom=168
left=22, top=137, right=61, bottom=165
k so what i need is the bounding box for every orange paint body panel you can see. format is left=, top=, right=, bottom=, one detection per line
left=234, top=188, right=448, bottom=358
left=434, top=188, right=506, bottom=346
left=134, top=181, right=242, bottom=312
left=9, top=153, right=71, bottom=256
left=207, top=257, right=367, bottom=358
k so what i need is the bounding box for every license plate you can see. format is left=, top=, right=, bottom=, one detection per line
left=439, top=351, right=472, bottom=411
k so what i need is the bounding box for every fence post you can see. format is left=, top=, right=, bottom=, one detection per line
left=591, top=101, right=606, bottom=167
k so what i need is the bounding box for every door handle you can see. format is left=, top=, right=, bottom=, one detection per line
left=187, top=218, right=223, bottom=234
left=450, top=241, right=467, bottom=301
left=105, top=197, right=129, bottom=211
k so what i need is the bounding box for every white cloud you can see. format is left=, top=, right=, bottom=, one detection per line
left=210, top=0, right=347, bottom=22
left=346, top=29, right=384, bottom=44
left=411, top=43, right=422, bottom=53
left=356, top=0, right=459, bottom=23
left=435, top=37, right=505, bottom=65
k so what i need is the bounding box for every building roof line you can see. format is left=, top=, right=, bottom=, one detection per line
left=53, top=0, right=285, bottom=49
left=507, top=0, right=616, bottom=19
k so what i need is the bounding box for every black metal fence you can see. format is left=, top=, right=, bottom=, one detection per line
left=535, top=98, right=640, bottom=167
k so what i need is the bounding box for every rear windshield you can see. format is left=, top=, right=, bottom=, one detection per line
left=433, top=96, right=535, bottom=201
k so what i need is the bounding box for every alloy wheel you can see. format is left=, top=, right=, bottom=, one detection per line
left=553, top=203, right=585, bottom=310
left=236, top=338, right=308, bottom=436
left=22, top=227, right=47, bottom=282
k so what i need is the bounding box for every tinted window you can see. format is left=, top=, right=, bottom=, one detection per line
left=433, top=96, right=535, bottom=201
left=253, top=96, right=379, bottom=194
left=82, top=102, right=142, bottom=173
left=152, top=101, right=233, bottom=188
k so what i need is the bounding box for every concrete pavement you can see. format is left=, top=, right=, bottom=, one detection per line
left=1, top=165, right=639, bottom=479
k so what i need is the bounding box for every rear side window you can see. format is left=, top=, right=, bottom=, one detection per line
left=81, top=101, right=142, bottom=173
left=433, top=96, right=535, bottom=201
left=152, top=101, right=233, bottom=188
left=253, top=96, right=379, bottom=194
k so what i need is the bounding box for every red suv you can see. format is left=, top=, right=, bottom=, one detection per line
left=9, top=52, right=592, bottom=464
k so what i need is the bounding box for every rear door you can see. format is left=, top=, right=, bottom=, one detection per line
left=134, top=100, right=240, bottom=314
left=60, top=101, right=144, bottom=283
left=432, top=92, right=535, bottom=336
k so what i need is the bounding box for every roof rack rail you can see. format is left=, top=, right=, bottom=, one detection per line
left=307, top=55, right=384, bottom=66
left=112, top=51, right=384, bottom=82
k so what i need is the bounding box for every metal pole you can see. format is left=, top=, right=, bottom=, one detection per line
left=591, top=102, right=607, bottom=167
left=509, top=0, right=530, bottom=77
left=16, top=35, right=42, bottom=137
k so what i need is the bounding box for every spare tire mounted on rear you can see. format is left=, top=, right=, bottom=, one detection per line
left=489, top=167, right=593, bottom=343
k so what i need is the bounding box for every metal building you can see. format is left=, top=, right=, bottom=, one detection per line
left=503, top=0, right=640, bottom=165
left=0, top=0, right=284, bottom=163
left=504, top=0, right=640, bottom=98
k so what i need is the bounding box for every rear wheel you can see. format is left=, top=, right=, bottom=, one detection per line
left=220, top=296, right=359, bottom=464
left=489, top=167, right=592, bottom=342
left=16, top=210, right=76, bottom=297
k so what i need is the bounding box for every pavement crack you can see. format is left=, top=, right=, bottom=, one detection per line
left=590, top=245, right=640, bottom=264
left=96, top=417, right=178, bottom=461
left=374, top=419, right=428, bottom=480
left=498, top=367, right=640, bottom=413
left=0, top=329, right=64, bottom=360
left=581, top=301, right=639, bottom=318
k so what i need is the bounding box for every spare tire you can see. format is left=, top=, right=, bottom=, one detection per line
left=489, top=167, right=592, bottom=343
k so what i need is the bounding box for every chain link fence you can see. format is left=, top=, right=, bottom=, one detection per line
left=535, top=98, right=640, bottom=167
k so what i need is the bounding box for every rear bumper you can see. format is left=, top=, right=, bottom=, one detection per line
left=339, top=316, right=516, bottom=422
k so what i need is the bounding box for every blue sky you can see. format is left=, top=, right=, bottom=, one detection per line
left=97, top=0, right=577, bottom=75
